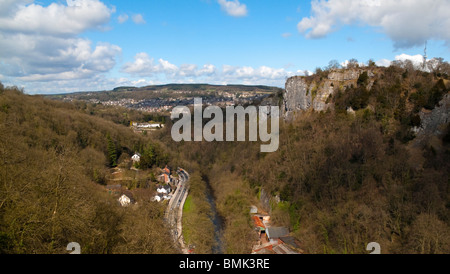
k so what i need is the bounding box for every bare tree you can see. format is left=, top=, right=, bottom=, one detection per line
left=347, top=58, right=359, bottom=68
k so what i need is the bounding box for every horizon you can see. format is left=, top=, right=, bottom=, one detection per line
left=1, top=0, right=449, bottom=95
left=40, top=82, right=283, bottom=96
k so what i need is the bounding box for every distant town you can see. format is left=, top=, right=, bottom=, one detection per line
left=49, top=84, right=282, bottom=114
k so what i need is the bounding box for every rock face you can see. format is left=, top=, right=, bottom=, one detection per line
left=328, top=70, right=365, bottom=81
left=416, top=93, right=450, bottom=138
left=283, top=69, right=375, bottom=119
left=284, top=76, right=312, bottom=120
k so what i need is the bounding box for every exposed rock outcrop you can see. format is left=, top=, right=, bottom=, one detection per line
left=415, top=93, right=450, bottom=140
left=283, top=67, right=450, bottom=154
left=283, top=68, right=375, bottom=119
left=284, top=76, right=312, bottom=120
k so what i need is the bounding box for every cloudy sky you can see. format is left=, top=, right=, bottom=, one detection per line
left=0, top=0, right=449, bottom=94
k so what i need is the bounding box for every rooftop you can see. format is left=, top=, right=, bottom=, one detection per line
left=252, top=216, right=265, bottom=230
left=279, top=236, right=302, bottom=249
left=266, top=227, right=289, bottom=240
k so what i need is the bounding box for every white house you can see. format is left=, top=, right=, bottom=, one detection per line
left=152, top=193, right=172, bottom=203
left=131, top=153, right=141, bottom=163
left=157, top=185, right=171, bottom=194
left=152, top=195, right=162, bottom=202
left=119, top=194, right=132, bottom=207
left=132, top=123, right=164, bottom=130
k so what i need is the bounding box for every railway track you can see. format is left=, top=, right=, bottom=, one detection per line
left=165, top=168, right=189, bottom=253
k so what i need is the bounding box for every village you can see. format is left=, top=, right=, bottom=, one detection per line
left=102, top=151, right=305, bottom=255
left=250, top=205, right=305, bottom=254
left=103, top=151, right=192, bottom=254
left=58, top=86, right=275, bottom=115
left=104, top=152, right=180, bottom=208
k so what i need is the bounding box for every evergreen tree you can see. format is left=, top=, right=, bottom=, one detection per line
left=140, top=143, right=156, bottom=169
left=106, top=133, right=117, bottom=167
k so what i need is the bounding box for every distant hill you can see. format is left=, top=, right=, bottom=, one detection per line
left=48, top=83, right=282, bottom=102
left=46, top=83, right=283, bottom=115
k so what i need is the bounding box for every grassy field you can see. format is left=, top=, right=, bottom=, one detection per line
left=182, top=195, right=193, bottom=244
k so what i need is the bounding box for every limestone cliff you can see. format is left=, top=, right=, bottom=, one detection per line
left=283, top=67, right=450, bottom=150
left=415, top=93, right=450, bottom=140
left=283, top=68, right=375, bottom=119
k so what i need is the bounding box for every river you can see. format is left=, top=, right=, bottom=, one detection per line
left=203, top=175, right=226, bottom=254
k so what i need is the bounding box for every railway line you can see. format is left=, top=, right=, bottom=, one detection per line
left=165, top=168, right=190, bottom=253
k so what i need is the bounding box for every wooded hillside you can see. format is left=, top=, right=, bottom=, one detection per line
left=155, top=64, right=450, bottom=254
left=0, top=84, right=175, bottom=254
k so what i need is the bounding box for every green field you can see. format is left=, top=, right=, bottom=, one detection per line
left=182, top=195, right=193, bottom=243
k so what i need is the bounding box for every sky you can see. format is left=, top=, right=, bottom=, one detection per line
left=0, top=0, right=449, bottom=94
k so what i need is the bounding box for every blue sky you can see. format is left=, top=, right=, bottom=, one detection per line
left=0, top=0, right=449, bottom=94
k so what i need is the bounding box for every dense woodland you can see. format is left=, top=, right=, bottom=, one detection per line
left=0, top=83, right=175, bottom=254
left=155, top=62, right=450, bottom=254
left=1, top=60, right=449, bottom=254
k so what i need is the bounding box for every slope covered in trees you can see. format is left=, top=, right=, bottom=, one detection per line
left=154, top=64, right=450, bottom=254
left=0, top=83, right=175, bottom=254
left=1, top=61, right=449, bottom=254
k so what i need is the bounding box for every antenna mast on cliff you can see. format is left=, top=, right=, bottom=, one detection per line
left=423, top=41, right=428, bottom=70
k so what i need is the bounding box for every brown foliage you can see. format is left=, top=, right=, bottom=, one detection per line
left=0, top=85, right=174, bottom=254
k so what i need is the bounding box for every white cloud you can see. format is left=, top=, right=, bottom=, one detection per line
left=222, top=65, right=237, bottom=75
left=375, top=59, right=392, bottom=67
left=121, top=53, right=300, bottom=87
left=372, top=54, right=427, bottom=68
left=0, top=33, right=121, bottom=80
left=8, top=74, right=135, bottom=94
left=340, top=59, right=366, bottom=68
left=298, top=0, right=450, bottom=48
left=0, top=0, right=114, bottom=36
left=132, top=14, right=146, bottom=24
left=0, top=0, right=32, bottom=16
left=158, top=58, right=178, bottom=73
left=372, top=54, right=430, bottom=68
left=282, top=32, right=292, bottom=38
left=219, top=64, right=299, bottom=86
left=224, top=65, right=294, bottom=82
left=121, top=53, right=181, bottom=76
left=179, top=64, right=199, bottom=77
left=118, top=13, right=145, bottom=25
left=129, top=78, right=160, bottom=87
left=394, top=54, right=425, bottom=66
left=340, top=60, right=349, bottom=68
left=118, top=14, right=129, bottom=24
left=218, top=0, right=248, bottom=17
left=122, top=53, right=218, bottom=78
left=198, top=64, right=216, bottom=76
left=0, top=0, right=121, bottom=93
left=121, top=53, right=156, bottom=76
left=337, top=54, right=427, bottom=69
